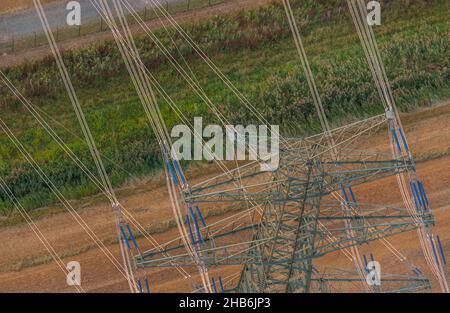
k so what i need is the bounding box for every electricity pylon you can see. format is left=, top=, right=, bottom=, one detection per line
left=136, top=114, right=434, bottom=293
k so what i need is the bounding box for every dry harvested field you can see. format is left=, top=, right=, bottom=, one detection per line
left=0, top=101, right=449, bottom=293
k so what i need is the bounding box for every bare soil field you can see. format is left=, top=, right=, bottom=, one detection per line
left=0, top=101, right=449, bottom=292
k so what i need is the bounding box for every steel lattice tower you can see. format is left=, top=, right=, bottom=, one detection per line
left=136, top=114, right=434, bottom=293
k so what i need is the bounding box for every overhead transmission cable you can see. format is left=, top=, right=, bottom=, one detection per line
left=346, top=0, right=448, bottom=292
left=0, top=176, right=85, bottom=293
left=0, top=117, right=134, bottom=285
left=0, top=71, right=191, bottom=279
left=33, top=0, right=137, bottom=292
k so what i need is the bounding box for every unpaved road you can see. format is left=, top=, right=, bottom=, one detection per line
left=0, top=102, right=449, bottom=292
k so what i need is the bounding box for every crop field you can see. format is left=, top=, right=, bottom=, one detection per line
left=0, top=0, right=449, bottom=296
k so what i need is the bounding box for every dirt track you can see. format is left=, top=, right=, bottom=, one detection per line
left=0, top=101, right=448, bottom=292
